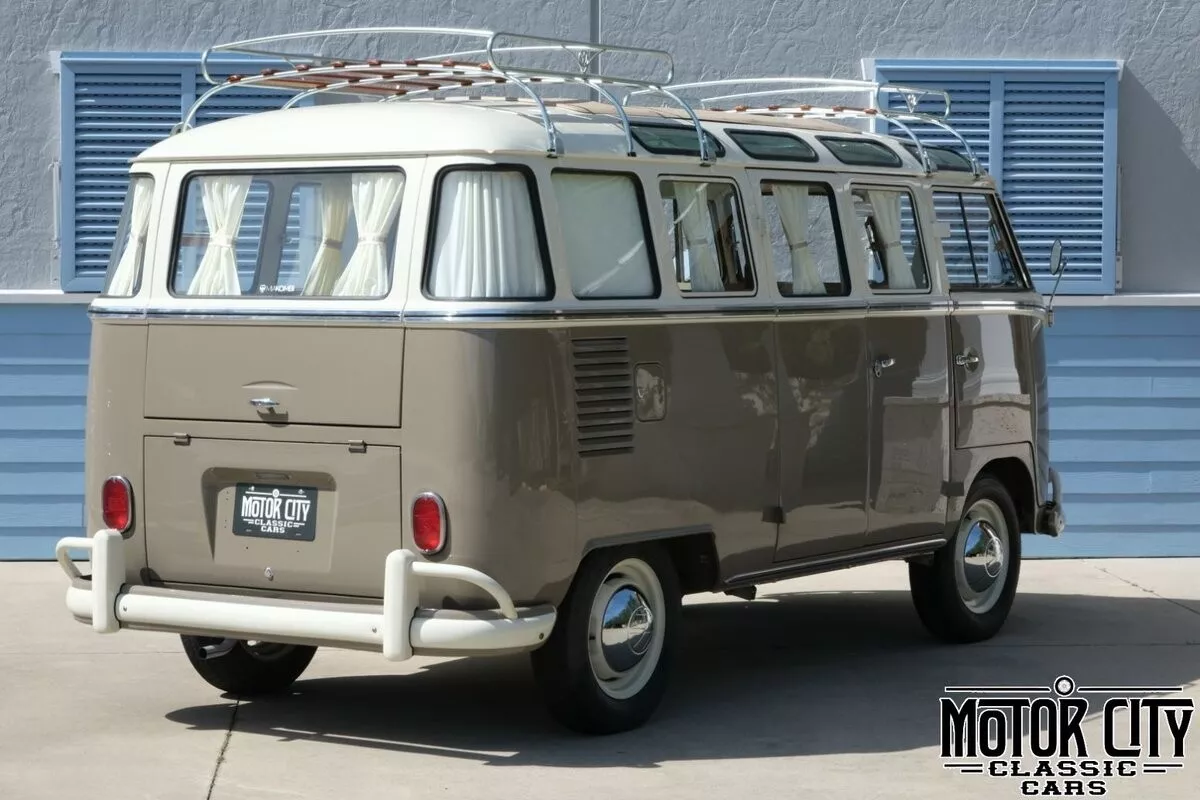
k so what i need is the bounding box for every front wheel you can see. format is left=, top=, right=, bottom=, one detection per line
left=909, top=475, right=1022, bottom=643
left=531, top=544, right=681, bottom=734
left=181, top=636, right=316, bottom=696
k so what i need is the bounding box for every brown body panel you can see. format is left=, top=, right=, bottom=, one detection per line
left=865, top=306, right=952, bottom=546
left=773, top=311, right=871, bottom=561
left=145, top=323, right=404, bottom=428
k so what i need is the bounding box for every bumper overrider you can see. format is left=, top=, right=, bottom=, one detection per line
left=55, top=530, right=557, bottom=660
left=1035, top=466, right=1067, bottom=537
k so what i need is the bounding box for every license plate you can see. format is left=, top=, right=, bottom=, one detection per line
left=232, top=483, right=318, bottom=541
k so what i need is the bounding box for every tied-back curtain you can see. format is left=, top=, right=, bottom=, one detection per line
left=773, top=184, right=825, bottom=295
left=332, top=172, right=405, bottom=297
left=106, top=176, right=153, bottom=296
left=868, top=190, right=916, bottom=289
left=552, top=173, right=653, bottom=298
left=186, top=175, right=252, bottom=296
left=302, top=179, right=353, bottom=296
left=429, top=170, right=547, bottom=298
left=672, top=182, right=723, bottom=292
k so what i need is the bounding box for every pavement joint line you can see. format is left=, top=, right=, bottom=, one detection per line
left=1093, top=564, right=1200, bottom=619
left=206, top=700, right=239, bottom=800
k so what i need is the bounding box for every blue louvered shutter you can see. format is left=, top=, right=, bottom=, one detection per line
left=1001, top=79, right=1110, bottom=287
left=873, top=60, right=1120, bottom=294
left=62, top=65, right=187, bottom=290
left=59, top=54, right=305, bottom=292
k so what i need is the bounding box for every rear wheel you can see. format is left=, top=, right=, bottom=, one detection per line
left=909, top=475, right=1022, bottom=643
left=181, top=636, right=316, bottom=696
left=531, top=544, right=681, bottom=734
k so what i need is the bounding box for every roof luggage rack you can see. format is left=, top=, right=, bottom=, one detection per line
left=179, top=29, right=979, bottom=174
left=177, top=27, right=716, bottom=162
left=629, top=77, right=981, bottom=175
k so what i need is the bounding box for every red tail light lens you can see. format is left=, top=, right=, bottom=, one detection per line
left=412, top=492, right=447, bottom=555
left=101, top=476, right=132, bottom=532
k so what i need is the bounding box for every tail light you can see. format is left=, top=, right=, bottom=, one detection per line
left=102, top=476, right=133, bottom=533
left=411, top=492, right=447, bottom=555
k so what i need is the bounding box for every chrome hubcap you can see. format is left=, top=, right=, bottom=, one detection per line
left=600, top=586, right=655, bottom=673
left=587, top=558, right=665, bottom=700
left=954, top=498, right=1010, bottom=614
left=963, top=521, right=1005, bottom=592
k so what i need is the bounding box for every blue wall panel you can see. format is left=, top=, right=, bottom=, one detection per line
left=0, top=304, right=89, bottom=559
left=1026, top=306, right=1200, bottom=557
left=1, top=303, right=1198, bottom=559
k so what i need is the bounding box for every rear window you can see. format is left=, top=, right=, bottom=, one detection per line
left=171, top=170, right=404, bottom=298
left=729, top=130, right=818, bottom=162
left=631, top=123, right=726, bottom=158
left=818, top=137, right=903, bottom=168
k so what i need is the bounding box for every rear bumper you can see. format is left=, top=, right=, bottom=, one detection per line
left=55, top=530, right=556, bottom=660
left=1035, top=466, right=1066, bottom=536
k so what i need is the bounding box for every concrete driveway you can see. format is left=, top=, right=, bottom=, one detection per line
left=1, top=557, right=1197, bottom=800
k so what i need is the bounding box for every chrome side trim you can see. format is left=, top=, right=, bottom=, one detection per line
left=90, top=298, right=1044, bottom=327
left=725, top=537, right=948, bottom=587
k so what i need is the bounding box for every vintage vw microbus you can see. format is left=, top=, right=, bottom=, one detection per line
left=57, top=28, right=1066, bottom=734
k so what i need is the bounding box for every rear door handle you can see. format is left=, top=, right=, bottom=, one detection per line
left=249, top=397, right=279, bottom=409
left=873, top=357, right=895, bottom=378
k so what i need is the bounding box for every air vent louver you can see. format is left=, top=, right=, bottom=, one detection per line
left=572, top=337, right=634, bottom=457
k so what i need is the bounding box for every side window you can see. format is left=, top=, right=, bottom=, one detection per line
left=850, top=187, right=929, bottom=291
left=660, top=179, right=754, bottom=294
left=102, top=174, right=154, bottom=297
left=933, top=191, right=1029, bottom=291
left=551, top=171, right=657, bottom=299
left=426, top=167, right=551, bottom=300
left=761, top=181, right=848, bottom=296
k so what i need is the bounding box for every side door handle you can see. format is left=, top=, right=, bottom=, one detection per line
left=873, top=357, right=895, bottom=378
left=954, top=351, right=980, bottom=368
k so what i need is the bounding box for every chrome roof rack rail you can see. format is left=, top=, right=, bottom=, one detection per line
left=630, top=77, right=980, bottom=176
left=177, top=27, right=715, bottom=163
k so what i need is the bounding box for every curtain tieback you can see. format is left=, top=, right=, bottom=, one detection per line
left=359, top=233, right=388, bottom=244
left=788, top=242, right=809, bottom=252
left=210, top=233, right=236, bottom=248
left=320, top=238, right=344, bottom=248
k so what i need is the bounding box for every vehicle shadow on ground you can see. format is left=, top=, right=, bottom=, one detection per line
left=164, top=589, right=1200, bottom=768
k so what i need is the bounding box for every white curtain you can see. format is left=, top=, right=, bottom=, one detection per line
left=552, top=173, right=653, bottom=298
left=332, top=172, right=405, bottom=297
left=868, top=190, right=917, bottom=289
left=106, top=176, right=153, bottom=296
left=773, top=184, right=825, bottom=295
left=186, top=175, right=252, bottom=296
left=672, top=182, right=724, bottom=292
left=429, top=170, right=546, bottom=298
left=302, top=179, right=353, bottom=296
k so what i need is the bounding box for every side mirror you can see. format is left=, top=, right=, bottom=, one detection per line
left=1049, top=238, right=1065, bottom=275
left=1045, top=237, right=1067, bottom=327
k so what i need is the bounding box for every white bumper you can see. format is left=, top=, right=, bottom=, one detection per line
left=56, top=530, right=556, bottom=661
